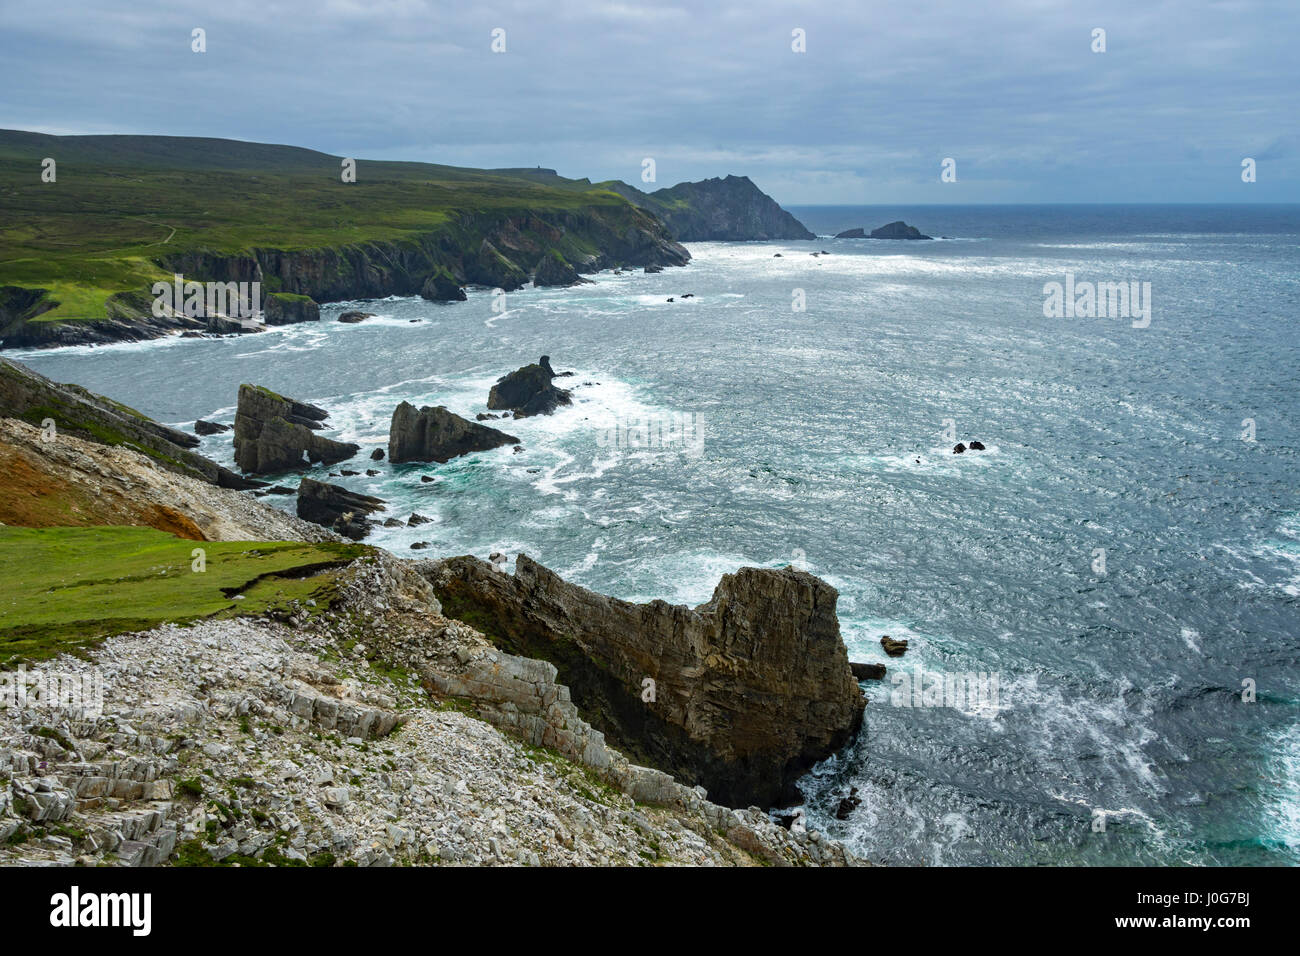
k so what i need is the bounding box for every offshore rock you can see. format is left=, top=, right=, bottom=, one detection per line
left=296, top=477, right=385, bottom=540
left=388, top=401, right=519, bottom=464
left=232, top=385, right=359, bottom=475
left=487, top=356, right=572, bottom=418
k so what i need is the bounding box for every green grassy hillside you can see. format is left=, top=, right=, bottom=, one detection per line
left=0, top=525, right=369, bottom=666
left=0, top=129, right=633, bottom=326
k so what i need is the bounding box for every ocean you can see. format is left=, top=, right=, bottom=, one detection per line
left=14, top=203, right=1299, bottom=865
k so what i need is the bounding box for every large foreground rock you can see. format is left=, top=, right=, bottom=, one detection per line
left=296, top=477, right=385, bottom=539
left=388, top=401, right=519, bottom=463
left=233, top=384, right=359, bottom=474
left=426, top=555, right=865, bottom=807
left=487, top=356, right=572, bottom=418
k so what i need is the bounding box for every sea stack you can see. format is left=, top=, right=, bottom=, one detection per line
left=487, top=356, right=573, bottom=418
left=388, top=401, right=519, bottom=464
left=232, top=385, right=359, bottom=474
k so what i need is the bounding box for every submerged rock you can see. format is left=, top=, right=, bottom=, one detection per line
left=296, top=477, right=385, bottom=540
left=337, top=311, right=374, bottom=324
left=388, top=401, right=519, bottom=464
left=232, top=384, right=359, bottom=475
left=487, top=356, right=572, bottom=418
left=835, top=788, right=862, bottom=820
left=426, top=554, right=865, bottom=808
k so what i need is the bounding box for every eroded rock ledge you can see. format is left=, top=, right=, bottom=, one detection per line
left=423, top=554, right=865, bottom=808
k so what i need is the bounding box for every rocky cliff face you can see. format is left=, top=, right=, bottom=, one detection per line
left=1, top=551, right=861, bottom=867
left=232, top=385, right=359, bottom=475
left=2, top=204, right=690, bottom=349
left=0, top=418, right=331, bottom=541
left=607, top=175, right=814, bottom=241
left=426, top=554, right=865, bottom=808
left=0, top=357, right=256, bottom=488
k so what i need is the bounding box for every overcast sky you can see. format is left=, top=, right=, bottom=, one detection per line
left=1, top=0, right=1295, bottom=204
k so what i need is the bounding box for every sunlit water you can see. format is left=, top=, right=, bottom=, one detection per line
left=16, top=204, right=1299, bottom=865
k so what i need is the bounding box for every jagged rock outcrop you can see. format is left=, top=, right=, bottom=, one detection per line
left=388, top=401, right=519, bottom=464
left=419, top=268, right=467, bottom=302
left=465, top=240, right=529, bottom=291
left=0, top=357, right=257, bottom=488
left=834, top=227, right=867, bottom=239
left=869, top=221, right=932, bottom=240
left=487, top=356, right=572, bottom=418
left=296, top=477, right=385, bottom=539
left=533, top=252, right=590, bottom=287
left=606, top=175, right=814, bottom=241
left=425, top=555, right=865, bottom=808
left=263, top=293, right=321, bottom=325
left=194, top=419, right=230, bottom=435
left=233, top=385, right=359, bottom=475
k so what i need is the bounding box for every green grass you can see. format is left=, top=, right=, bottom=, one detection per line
left=0, top=129, right=646, bottom=326
left=0, top=525, right=370, bottom=667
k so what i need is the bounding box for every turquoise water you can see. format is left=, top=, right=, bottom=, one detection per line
left=16, top=204, right=1299, bottom=865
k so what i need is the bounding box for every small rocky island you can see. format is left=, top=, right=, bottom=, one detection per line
left=836, top=220, right=933, bottom=240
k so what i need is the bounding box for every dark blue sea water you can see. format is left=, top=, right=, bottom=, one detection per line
left=15, top=204, right=1299, bottom=865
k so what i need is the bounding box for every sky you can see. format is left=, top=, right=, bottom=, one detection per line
left=1, top=0, right=1296, bottom=204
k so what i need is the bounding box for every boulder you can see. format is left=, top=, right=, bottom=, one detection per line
left=407, top=513, right=432, bottom=526
left=968, top=440, right=986, bottom=451
left=487, top=356, right=572, bottom=418
left=850, top=661, right=887, bottom=681
left=426, top=554, right=865, bottom=808
left=420, top=268, right=467, bottom=302
left=953, top=443, right=966, bottom=454
left=644, top=264, right=663, bottom=274
left=835, top=787, right=862, bottom=820
left=868, top=221, right=932, bottom=240
left=296, top=477, right=385, bottom=540
left=370, top=448, right=384, bottom=460
left=232, top=385, right=359, bottom=475
left=388, top=401, right=519, bottom=464
left=194, top=420, right=230, bottom=436
left=880, top=635, right=909, bottom=657
left=337, top=311, right=374, bottom=324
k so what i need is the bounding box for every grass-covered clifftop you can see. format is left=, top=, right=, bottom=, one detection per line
left=0, top=525, right=369, bottom=666
left=0, top=130, right=688, bottom=347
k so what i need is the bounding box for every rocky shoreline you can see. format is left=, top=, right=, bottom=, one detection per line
left=0, top=358, right=871, bottom=866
